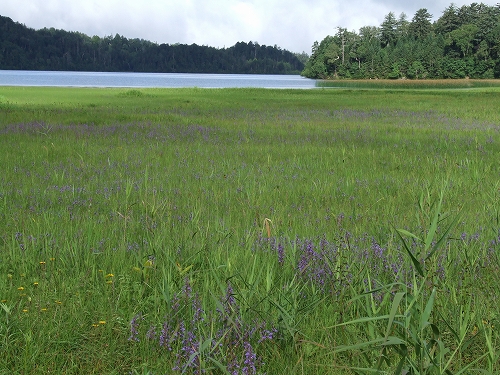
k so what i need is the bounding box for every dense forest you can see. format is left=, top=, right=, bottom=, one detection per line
left=0, top=15, right=305, bottom=74
left=302, top=3, right=500, bottom=79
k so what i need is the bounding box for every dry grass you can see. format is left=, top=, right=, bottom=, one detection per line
left=316, top=78, right=500, bottom=89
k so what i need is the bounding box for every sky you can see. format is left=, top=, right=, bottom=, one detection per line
left=1, top=1, right=498, bottom=54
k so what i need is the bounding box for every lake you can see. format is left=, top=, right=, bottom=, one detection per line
left=0, top=70, right=317, bottom=89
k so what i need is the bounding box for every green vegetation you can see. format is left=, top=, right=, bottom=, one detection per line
left=316, top=79, right=500, bottom=90
left=303, top=3, right=500, bottom=79
left=0, top=16, right=304, bottom=74
left=1, top=85, right=500, bottom=374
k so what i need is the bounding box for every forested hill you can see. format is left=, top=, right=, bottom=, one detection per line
left=0, top=15, right=305, bottom=74
left=302, top=3, right=500, bottom=79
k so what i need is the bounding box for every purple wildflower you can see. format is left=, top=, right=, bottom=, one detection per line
left=191, top=293, right=204, bottom=324
left=277, top=242, right=285, bottom=265
left=218, top=282, right=237, bottom=318
left=242, top=341, right=257, bottom=375
left=227, top=357, right=241, bottom=375
left=259, top=328, right=278, bottom=343
left=173, top=321, right=200, bottom=373
left=371, top=241, right=384, bottom=258
left=128, top=313, right=143, bottom=342
left=182, top=277, right=193, bottom=299
left=159, top=321, right=173, bottom=350
left=146, top=324, right=157, bottom=340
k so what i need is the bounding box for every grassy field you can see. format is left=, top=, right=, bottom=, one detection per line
left=1, top=84, right=500, bottom=374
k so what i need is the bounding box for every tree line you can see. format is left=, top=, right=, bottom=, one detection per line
left=302, top=3, right=500, bottom=79
left=0, top=15, right=305, bottom=74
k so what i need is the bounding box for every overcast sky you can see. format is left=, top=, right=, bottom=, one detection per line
left=1, top=1, right=498, bottom=54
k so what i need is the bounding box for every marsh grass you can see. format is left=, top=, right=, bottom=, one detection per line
left=316, top=79, right=500, bottom=90
left=0, top=86, right=499, bottom=374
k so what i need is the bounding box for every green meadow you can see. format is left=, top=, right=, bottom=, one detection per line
left=1, top=84, right=500, bottom=374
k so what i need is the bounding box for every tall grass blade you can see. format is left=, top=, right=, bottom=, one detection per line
left=395, top=227, right=424, bottom=277
left=424, top=190, right=443, bottom=253
left=384, top=292, right=405, bottom=340
left=327, top=314, right=404, bottom=329
left=332, top=336, right=406, bottom=354
left=425, top=207, right=463, bottom=262
left=419, top=288, right=436, bottom=332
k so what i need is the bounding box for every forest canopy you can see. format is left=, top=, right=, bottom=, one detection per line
left=302, top=2, right=500, bottom=79
left=0, top=15, right=305, bottom=74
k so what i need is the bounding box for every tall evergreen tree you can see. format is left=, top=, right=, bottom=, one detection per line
left=397, top=13, right=410, bottom=39
left=380, top=12, right=398, bottom=47
left=434, top=4, right=461, bottom=34
left=409, top=9, right=433, bottom=39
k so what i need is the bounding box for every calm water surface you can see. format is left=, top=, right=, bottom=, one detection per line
left=0, top=70, right=317, bottom=89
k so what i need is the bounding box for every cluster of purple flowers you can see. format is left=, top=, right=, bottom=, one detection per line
left=128, top=312, right=143, bottom=342
left=128, top=224, right=500, bottom=373
left=253, top=234, right=355, bottom=295
left=251, top=231, right=466, bottom=296
left=128, top=278, right=276, bottom=374
left=252, top=234, right=286, bottom=266
left=296, top=237, right=340, bottom=292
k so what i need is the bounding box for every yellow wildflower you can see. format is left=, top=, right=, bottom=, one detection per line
left=105, top=273, right=114, bottom=278
left=99, top=320, right=106, bottom=325
left=22, top=309, right=28, bottom=313
left=33, top=282, right=39, bottom=287
left=39, top=261, right=46, bottom=265
left=17, top=286, right=24, bottom=291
